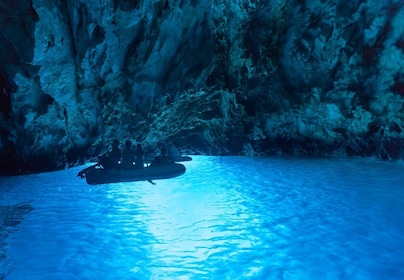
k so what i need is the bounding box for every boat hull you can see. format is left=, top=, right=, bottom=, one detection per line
left=171, top=155, right=192, bottom=162
left=84, top=163, right=186, bottom=185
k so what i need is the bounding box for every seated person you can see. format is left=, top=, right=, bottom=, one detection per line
left=99, top=139, right=121, bottom=169
left=134, top=143, right=146, bottom=169
left=150, top=147, right=173, bottom=167
left=78, top=139, right=121, bottom=177
left=167, top=142, right=180, bottom=158
left=121, top=140, right=135, bottom=169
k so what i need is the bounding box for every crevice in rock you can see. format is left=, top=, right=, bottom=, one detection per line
left=0, top=71, right=12, bottom=119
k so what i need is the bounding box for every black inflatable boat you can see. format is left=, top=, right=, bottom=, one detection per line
left=82, top=163, right=186, bottom=185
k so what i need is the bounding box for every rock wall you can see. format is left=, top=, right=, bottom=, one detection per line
left=1, top=0, right=404, bottom=175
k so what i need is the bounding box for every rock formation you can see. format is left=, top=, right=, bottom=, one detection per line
left=1, top=0, right=404, bottom=175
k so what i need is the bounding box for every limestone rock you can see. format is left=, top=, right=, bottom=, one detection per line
left=1, top=0, right=404, bottom=175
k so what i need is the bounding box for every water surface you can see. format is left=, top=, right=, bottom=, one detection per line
left=0, top=156, right=403, bottom=279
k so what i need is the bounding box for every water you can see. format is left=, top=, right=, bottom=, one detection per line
left=0, top=156, right=404, bottom=280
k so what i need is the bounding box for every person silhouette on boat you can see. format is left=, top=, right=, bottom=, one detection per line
left=150, top=146, right=173, bottom=167
left=134, top=143, right=146, bottom=169
left=167, top=141, right=180, bottom=158
left=133, top=143, right=156, bottom=184
left=121, top=140, right=135, bottom=169
left=99, top=139, right=122, bottom=168
left=77, top=139, right=122, bottom=178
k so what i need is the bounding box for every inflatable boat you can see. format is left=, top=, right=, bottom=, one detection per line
left=170, top=155, right=192, bottom=162
left=81, top=163, right=186, bottom=185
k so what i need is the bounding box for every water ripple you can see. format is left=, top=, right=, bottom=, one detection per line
left=0, top=156, right=404, bottom=279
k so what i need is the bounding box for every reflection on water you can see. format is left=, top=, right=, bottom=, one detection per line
left=0, top=203, right=34, bottom=278
left=0, top=156, right=404, bottom=279
left=1, top=204, right=34, bottom=227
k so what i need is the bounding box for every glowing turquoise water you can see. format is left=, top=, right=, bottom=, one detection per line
left=1, top=156, right=404, bottom=279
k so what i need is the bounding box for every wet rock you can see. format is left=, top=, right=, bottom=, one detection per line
left=0, top=0, right=404, bottom=175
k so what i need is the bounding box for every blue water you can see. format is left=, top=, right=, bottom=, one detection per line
left=0, top=156, right=404, bottom=279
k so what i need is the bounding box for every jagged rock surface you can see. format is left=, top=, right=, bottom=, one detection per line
left=1, top=0, right=404, bottom=175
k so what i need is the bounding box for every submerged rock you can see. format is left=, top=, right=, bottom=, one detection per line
left=1, top=0, right=404, bottom=175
